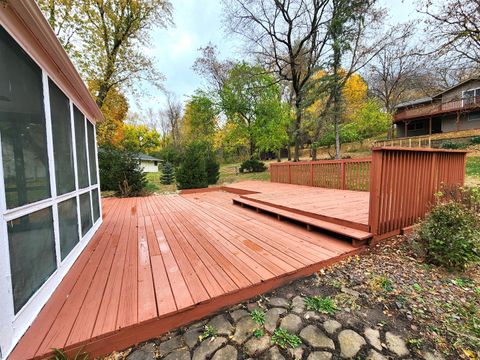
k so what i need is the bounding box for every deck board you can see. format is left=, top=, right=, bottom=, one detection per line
left=10, top=187, right=365, bottom=360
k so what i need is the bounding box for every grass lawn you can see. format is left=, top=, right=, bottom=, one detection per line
left=466, top=156, right=480, bottom=187
left=145, top=163, right=270, bottom=193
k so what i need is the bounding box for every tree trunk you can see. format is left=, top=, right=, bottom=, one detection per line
left=293, top=102, right=302, bottom=161
left=276, top=150, right=281, bottom=162
left=311, top=146, right=317, bottom=161
left=287, top=146, right=291, bottom=161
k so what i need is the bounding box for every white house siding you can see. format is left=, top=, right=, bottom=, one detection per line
left=140, top=160, right=159, bottom=173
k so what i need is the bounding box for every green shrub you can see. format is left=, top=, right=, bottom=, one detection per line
left=154, top=145, right=182, bottom=166
left=271, top=328, right=302, bottom=349
left=441, top=141, right=467, bottom=150
left=239, top=158, right=267, bottom=173
left=471, top=136, right=480, bottom=145
left=418, top=200, right=480, bottom=270
left=160, top=162, right=175, bottom=185
left=98, top=145, right=147, bottom=197
left=176, top=141, right=209, bottom=190
left=205, top=155, right=220, bottom=185
left=304, top=296, right=337, bottom=314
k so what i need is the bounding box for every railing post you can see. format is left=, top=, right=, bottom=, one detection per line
left=340, top=161, right=346, bottom=190
left=368, top=149, right=384, bottom=236
left=310, top=163, right=314, bottom=186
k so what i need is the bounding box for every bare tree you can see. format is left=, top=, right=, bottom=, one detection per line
left=223, top=0, right=332, bottom=161
left=162, top=92, right=183, bottom=146
left=364, top=23, right=423, bottom=114
left=193, top=44, right=235, bottom=93
left=423, top=0, right=480, bottom=67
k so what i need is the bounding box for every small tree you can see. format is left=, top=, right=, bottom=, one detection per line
left=160, top=162, right=175, bottom=185
left=98, top=145, right=147, bottom=197
left=176, top=141, right=208, bottom=190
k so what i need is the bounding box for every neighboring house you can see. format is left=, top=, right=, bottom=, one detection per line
left=135, top=153, right=161, bottom=173
left=0, top=1, right=103, bottom=358
left=394, top=78, right=480, bottom=138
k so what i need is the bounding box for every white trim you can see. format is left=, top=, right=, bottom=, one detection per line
left=43, top=72, right=62, bottom=267
left=0, top=130, right=15, bottom=357
left=93, top=125, right=102, bottom=217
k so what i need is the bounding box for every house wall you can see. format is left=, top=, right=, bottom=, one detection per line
left=140, top=160, right=159, bottom=173
left=442, top=112, right=480, bottom=132
left=0, top=21, right=102, bottom=359
left=441, top=80, right=480, bottom=102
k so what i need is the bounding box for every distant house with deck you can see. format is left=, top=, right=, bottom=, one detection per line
left=394, top=78, right=480, bottom=138
left=135, top=153, right=161, bottom=173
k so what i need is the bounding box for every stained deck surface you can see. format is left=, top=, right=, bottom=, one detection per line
left=11, top=187, right=362, bottom=360
left=225, top=181, right=369, bottom=228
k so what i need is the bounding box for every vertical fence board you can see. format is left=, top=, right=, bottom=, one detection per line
left=368, top=147, right=467, bottom=237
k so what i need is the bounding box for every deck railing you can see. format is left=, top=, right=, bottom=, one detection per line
left=395, top=96, right=480, bottom=121
left=270, top=158, right=372, bottom=191
left=368, top=147, right=467, bottom=238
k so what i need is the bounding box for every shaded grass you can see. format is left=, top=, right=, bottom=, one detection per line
left=144, top=164, right=270, bottom=193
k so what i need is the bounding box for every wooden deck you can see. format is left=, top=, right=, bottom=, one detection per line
left=10, top=188, right=363, bottom=360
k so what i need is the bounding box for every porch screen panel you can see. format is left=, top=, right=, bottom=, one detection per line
left=58, top=197, right=80, bottom=260
left=79, top=192, right=92, bottom=236
left=74, top=106, right=89, bottom=188
left=8, top=207, right=56, bottom=313
left=91, top=188, right=100, bottom=221
left=0, top=27, right=51, bottom=209
left=49, top=79, right=75, bottom=195
left=87, top=121, right=97, bottom=185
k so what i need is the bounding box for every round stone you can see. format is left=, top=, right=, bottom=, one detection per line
left=230, top=309, right=249, bottom=322
left=192, top=337, right=227, bottom=360
left=232, top=316, right=258, bottom=345
left=366, top=349, right=387, bottom=360
left=307, top=351, right=333, bottom=360
left=158, top=336, right=184, bottom=357
left=265, top=308, right=287, bottom=333
left=385, top=332, right=409, bottom=357
left=291, top=296, right=305, bottom=314
left=164, top=349, right=191, bottom=360
left=212, top=345, right=237, bottom=360
left=280, top=314, right=303, bottom=334
left=207, top=315, right=233, bottom=336
left=338, top=329, right=366, bottom=358
left=244, top=335, right=272, bottom=356
left=299, top=325, right=335, bottom=349
left=267, top=346, right=285, bottom=360
left=364, top=328, right=382, bottom=351
left=268, top=297, right=290, bottom=308
left=323, top=319, right=341, bottom=334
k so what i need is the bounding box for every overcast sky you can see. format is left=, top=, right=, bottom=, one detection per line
left=129, top=0, right=421, bottom=115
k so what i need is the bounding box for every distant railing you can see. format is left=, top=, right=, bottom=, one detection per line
left=270, top=158, right=371, bottom=191
left=369, top=147, right=467, bottom=238
left=395, top=96, right=480, bottom=121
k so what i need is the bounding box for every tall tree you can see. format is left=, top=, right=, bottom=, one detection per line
left=162, top=92, right=182, bottom=147
left=193, top=44, right=234, bottom=94
left=223, top=0, right=332, bottom=161
left=37, top=0, right=173, bottom=108
left=182, top=91, right=218, bottom=143
left=220, top=63, right=289, bottom=158
left=324, top=0, right=383, bottom=158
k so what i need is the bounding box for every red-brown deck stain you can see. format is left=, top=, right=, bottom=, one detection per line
left=243, top=239, right=263, bottom=252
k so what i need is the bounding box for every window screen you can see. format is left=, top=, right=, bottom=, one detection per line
left=74, top=106, right=89, bottom=188
left=8, top=207, right=56, bottom=313
left=87, top=121, right=97, bottom=185
left=49, top=79, right=75, bottom=195
left=0, top=26, right=51, bottom=209
left=58, top=197, right=80, bottom=260
left=91, top=188, right=100, bottom=222
left=79, top=192, right=92, bottom=236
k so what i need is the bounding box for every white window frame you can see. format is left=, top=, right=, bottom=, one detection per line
left=462, top=88, right=480, bottom=107
left=0, top=69, right=102, bottom=358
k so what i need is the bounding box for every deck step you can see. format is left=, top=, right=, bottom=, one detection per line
left=233, top=197, right=372, bottom=245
